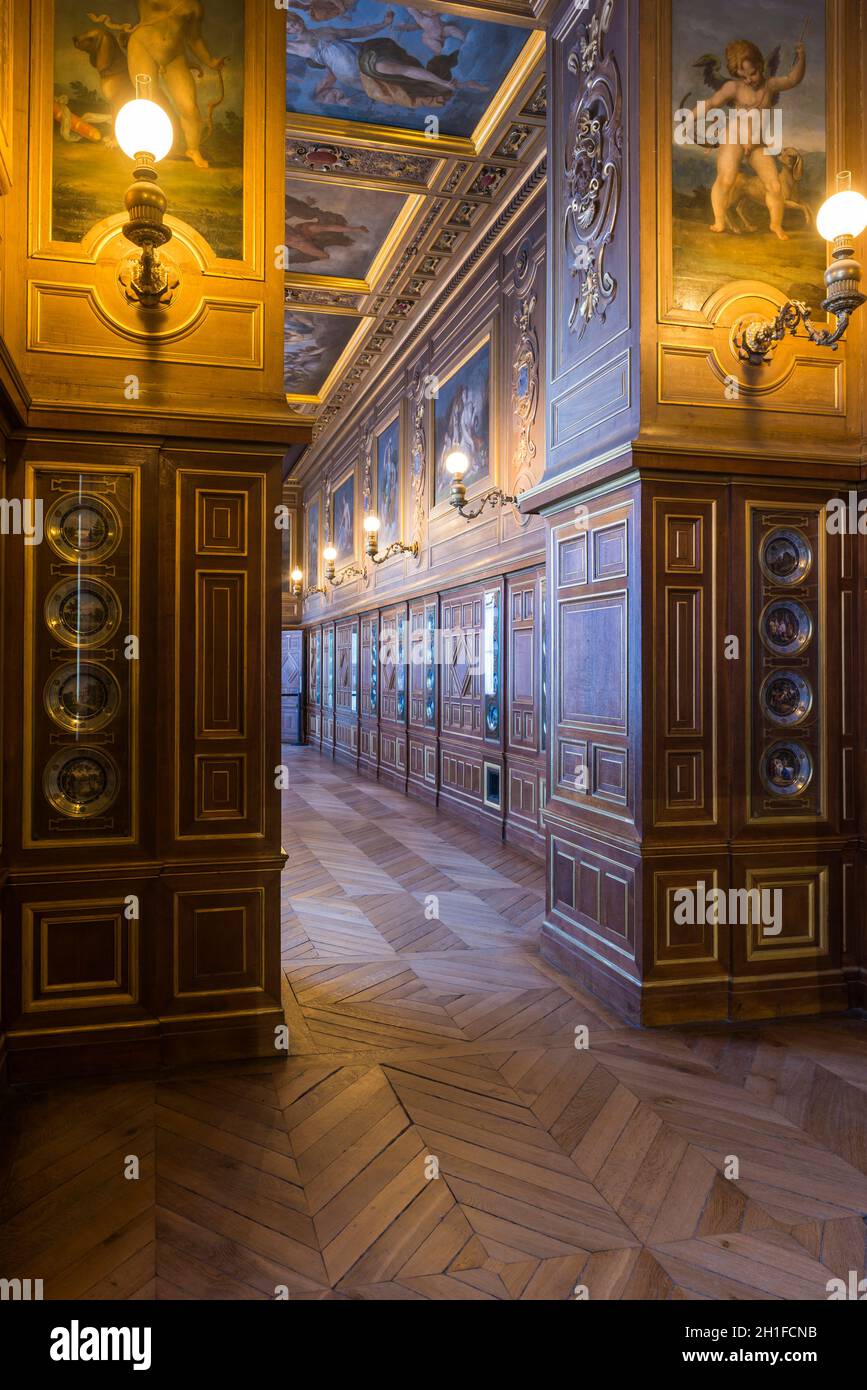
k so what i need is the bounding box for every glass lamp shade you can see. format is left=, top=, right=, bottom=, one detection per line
left=290, top=567, right=303, bottom=584
left=816, top=189, right=867, bottom=242
left=323, top=545, right=337, bottom=563
left=363, top=515, right=381, bottom=533
left=444, top=449, right=469, bottom=478
left=115, top=99, right=173, bottom=162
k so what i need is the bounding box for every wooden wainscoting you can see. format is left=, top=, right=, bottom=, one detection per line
left=302, top=565, right=546, bottom=857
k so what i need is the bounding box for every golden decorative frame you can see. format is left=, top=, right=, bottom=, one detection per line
left=373, top=406, right=403, bottom=548
left=429, top=322, right=498, bottom=518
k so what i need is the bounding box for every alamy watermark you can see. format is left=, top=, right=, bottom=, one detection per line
left=673, top=880, right=782, bottom=936
left=0, top=498, right=43, bottom=545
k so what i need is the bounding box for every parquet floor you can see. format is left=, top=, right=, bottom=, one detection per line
left=1, top=745, right=865, bottom=1300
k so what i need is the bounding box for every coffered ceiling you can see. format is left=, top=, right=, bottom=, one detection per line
left=282, top=1, right=546, bottom=434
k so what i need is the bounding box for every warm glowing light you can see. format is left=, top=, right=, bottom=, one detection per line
left=363, top=514, right=381, bottom=533
left=115, top=94, right=173, bottom=162
left=323, top=545, right=337, bottom=563
left=817, top=189, right=867, bottom=242
left=290, top=567, right=303, bottom=584
left=445, top=449, right=469, bottom=478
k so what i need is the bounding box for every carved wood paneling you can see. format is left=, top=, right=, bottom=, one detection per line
left=176, top=470, right=266, bottom=841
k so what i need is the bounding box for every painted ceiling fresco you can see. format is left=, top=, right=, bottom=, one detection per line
left=285, top=1, right=528, bottom=138
left=282, top=2, right=544, bottom=406
left=285, top=176, right=410, bottom=281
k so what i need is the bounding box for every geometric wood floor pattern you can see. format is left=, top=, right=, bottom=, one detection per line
left=1, top=746, right=866, bottom=1300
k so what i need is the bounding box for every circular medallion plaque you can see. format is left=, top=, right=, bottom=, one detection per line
left=759, top=598, right=813, bottom=656
left=43, top=746, right=119, bottom=818
left=46, top=493, right=121, bottom=564
left=44, top=662, right=120, bottom=733
left=759, top=527, right=812, bottom=587
left=45, top=577, right=122, bottom=649
left=759, top=742, right=813, bottom=798
left=760, top=671, right=812, bottom=727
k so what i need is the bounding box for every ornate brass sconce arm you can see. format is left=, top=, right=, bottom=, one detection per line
left=328, top=562, right=367, bottom=587
left=733, top=227, right=865, bottom=367
left=733, top=298, right=861, bottom=366
left=449, top=482, right=522, bottom=521
left=367, top=540, right=418, bottom=565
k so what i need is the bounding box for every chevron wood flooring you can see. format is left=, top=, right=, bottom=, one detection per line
left=1, top=745, right=865, bottom=1301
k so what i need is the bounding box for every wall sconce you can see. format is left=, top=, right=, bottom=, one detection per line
left=115, top=76, right=178, bottom=309
left=363, top=514, right=418, bottom=564
left=323, top=545, right=366, bottom=587
left=290, top=568, right=304, bottom=597
left=734, top=172, right=867, bottom=366
left=444, top=450, right=523, bottom=520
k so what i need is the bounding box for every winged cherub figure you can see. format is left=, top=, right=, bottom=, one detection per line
left=687, top=38, right=806, bottom=239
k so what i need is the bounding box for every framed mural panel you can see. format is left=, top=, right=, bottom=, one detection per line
left=661, top=0, right=837, bottom=324
left=332, top=470, right=356, bottom=568
left=375, top=412, right=401, bottom=549
left=432, top=333, right=492, bottom=510
left=284, top=3, right=530, bottom=142
left=31, top=0, right=263, bottom=272
left=306, top=492, right=321, bottom=587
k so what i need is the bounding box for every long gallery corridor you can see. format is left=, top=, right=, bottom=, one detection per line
left=1, top=746, right=866, bottom=1301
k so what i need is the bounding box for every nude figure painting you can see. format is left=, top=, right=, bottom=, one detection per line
left=670, top=0, right=827, bottom=313
left=52, top=0, right=245, bottom=258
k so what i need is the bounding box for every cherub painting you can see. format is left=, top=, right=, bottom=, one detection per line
left=688, top=39, right=807, bottom=240
left=51, top=0, right=245, bottom=256
left=671, top=0, right=826, bottom=312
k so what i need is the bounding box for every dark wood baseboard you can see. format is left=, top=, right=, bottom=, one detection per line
left=5, top=1008, right=286, bottom=1083
left=407, top=777, right=437, bottom=806
left=542, top=919, right=851, bottom=1027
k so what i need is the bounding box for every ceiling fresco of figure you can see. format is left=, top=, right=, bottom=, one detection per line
left=285, top=1, right=527, bottom=138
left=284, top=309, right=366, bottom=398
left=281, top=2, right=545, bottom=406
left=285, top=176, right=410, bottom=280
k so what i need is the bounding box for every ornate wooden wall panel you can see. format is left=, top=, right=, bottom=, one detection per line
left=281, top=629, right=303, bottom=745
left=726, top=486, right=850, bottom=1021
left=0, top=439, right=284, bottom=1078
left=174, top=468, right=267, bottom=842
left=302, top=565, right=540, bottom=856
left=321, top=622, right=335, bottom=756
left=359, top=614, right=379, bottom=775
left=378, top=603, right=408, bottom=789
left=334, top=616, right=359, bottom=767
left=408, top=596, right=438, bottom=803
left=546, top=0, right=638, bottom=480
left=306, top=627, right=322, bottom=748
left=505, top=566, right=546, bottom=853
left=541, top=487, right=642, bottom=1014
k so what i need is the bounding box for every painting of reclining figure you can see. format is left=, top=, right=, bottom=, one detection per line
left=285, top=1, right=528, bottom=139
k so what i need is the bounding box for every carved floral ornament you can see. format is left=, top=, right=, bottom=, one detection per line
left=510, top=240, right=541, bottom=519
left=564, top=0, right=623, bottom=338
left=409, top=366, right=427, bottom=560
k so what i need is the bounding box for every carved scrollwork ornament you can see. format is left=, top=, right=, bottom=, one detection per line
left=511, top=282, right=540, bottom=525
left=323, top=473, right=333, bottom=545
left=361, top=422, right=375, bottom=515
left=565, top=0, right=622, bottom=339
left=409, top=366, right=428, bottom=562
